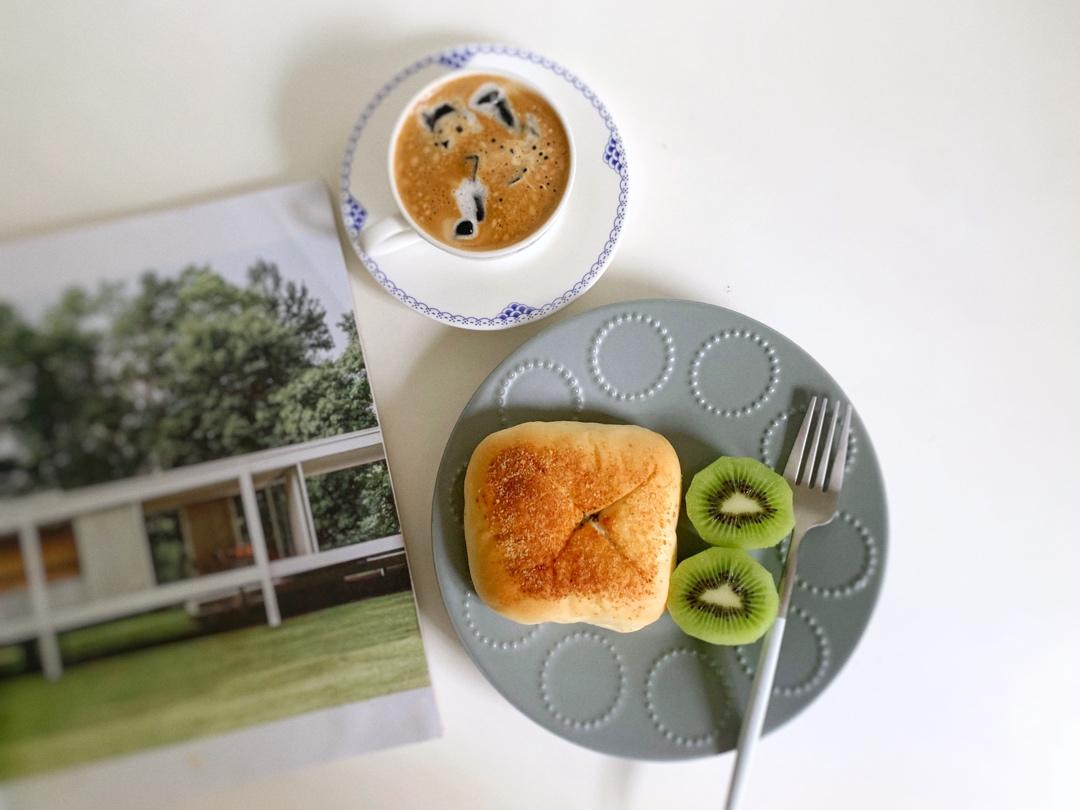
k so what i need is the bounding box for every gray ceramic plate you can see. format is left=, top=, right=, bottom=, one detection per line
left=431, top=299, right=888, bottom=759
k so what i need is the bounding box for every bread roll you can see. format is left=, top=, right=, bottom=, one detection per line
left=463, top=421, right=681, bottom=632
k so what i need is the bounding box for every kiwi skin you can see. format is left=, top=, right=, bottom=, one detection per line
left=686, top=456, right=794, bottom=549
left=667, top=547, right=779, bottom=645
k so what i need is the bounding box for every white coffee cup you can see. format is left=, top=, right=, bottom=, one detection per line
left=359, top=69, right=576, bottom=260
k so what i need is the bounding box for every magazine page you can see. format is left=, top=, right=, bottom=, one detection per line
left=0, top=180, right=440, bottom=808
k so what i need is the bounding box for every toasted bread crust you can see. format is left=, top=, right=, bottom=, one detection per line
left=463, top=422, right=681, bottom=632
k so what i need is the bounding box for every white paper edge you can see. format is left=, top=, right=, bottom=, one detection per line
left=0, top=686, right=441, bottom=809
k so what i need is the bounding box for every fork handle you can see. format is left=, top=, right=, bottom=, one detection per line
left=724, top=529, right=805, bottom=810
left=724, top=614, right=789, bottom=810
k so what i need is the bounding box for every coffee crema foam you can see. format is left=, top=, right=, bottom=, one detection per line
left=393, top=73, right=572, bottom=252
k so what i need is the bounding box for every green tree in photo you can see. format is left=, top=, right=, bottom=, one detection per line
left=271, top=312, right=376, bottom=443
left=0, top=261, right=401, bottom=555
left=0, top=286, right=138, bottom=494
left=113, top=261, right=335, bottom=468
left=306, top=461, right=400, bottom=549
left=273, top=312, right=397, bottom=548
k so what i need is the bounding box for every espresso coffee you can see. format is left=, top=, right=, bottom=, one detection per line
left=392, top=73, right=572, bottom=253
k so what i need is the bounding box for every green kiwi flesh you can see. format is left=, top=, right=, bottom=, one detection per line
left=686, top=456, right=794, bottom=549
left=667, top=547, right=779, bottom=645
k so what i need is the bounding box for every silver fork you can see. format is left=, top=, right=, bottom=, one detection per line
left=724, top=396, right=854, bottom=810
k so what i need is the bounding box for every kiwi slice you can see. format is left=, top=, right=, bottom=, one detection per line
left=686, top=456, right=794, bottom=549
left=667, top=547, right=779, bottom=645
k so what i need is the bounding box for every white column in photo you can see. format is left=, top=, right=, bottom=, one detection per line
left=238, top=472, right=281, bottom=627
left=17, top=523, right=62, bottom=680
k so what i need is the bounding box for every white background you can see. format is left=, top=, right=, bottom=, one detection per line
left=2, top=2, right=1078, bottom=808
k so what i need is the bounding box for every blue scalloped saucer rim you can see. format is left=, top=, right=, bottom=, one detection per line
left=339, top=43, right=629, bottom=329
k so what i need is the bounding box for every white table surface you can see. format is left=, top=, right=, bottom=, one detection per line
left=3, top=2, right=1079, bottom=808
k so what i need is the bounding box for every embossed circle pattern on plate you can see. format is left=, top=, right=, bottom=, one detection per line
left=496, top=359, right=584, bottom=426
left=689, top=329, right=780, bottom=418
left=645, top=648, right=733, bottom=748
left=772, top=511, right=879, bottom=599
left=588, top=311, right=675, bottom=401
left=540, top=631, right=627, bottom=730
left=734, top=605, right=831, bottom=698
left=463, top=592, right=542, bottom=651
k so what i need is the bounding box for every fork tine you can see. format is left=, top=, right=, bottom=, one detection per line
left=814, top=399, right=840, bottom=490
left=828, top=404, right=854, bottom=493
left=783, top=396, right=817, bottom=482
left=798, top=397, right=828, bottom=486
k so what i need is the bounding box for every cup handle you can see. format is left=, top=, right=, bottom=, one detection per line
left=358, top=215, right=422, bottom=257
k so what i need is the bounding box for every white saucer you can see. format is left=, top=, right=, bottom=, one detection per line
left=339, top=44, right=629, bottom=330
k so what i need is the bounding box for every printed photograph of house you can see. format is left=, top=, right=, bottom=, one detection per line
left=0, top=183, right=436, bottom=783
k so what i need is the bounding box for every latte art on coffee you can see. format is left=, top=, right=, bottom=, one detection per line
left=392, top=73, right=572, bottom=252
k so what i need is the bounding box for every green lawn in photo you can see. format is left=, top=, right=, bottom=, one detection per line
left=0, top=592, right=429, bottom=780
left=58, top=606, right=200, bottom=662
